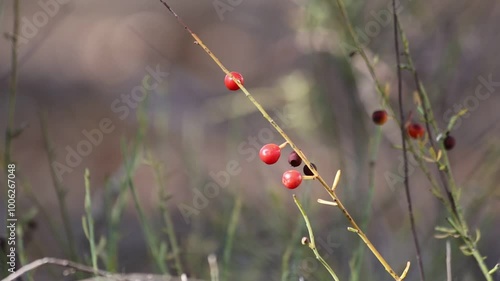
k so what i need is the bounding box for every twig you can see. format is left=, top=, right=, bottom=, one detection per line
left=39, top=112, right=78, bottom=261
left=0, top=257, right=118, bottom=281
left=158, top=2, right=408, bottom=279
left=397, top=19, right=461, bottom=224
left=391, top=3, right=425, bottom=281
left=83, top=169, right=98, bottom=271
left=281, top=216, right=304, bottom=281
left=222, top=196, right=242, bottom=281
left=148, top=152, right=184, bottom=274
left=349, top=127, right=382, bottom=281
left=397, top=19, right=494, bottom=281
left=446, top=240, right=451, bottom=281
left=3, top=0, right=20, bottom=170
left=293, top=195, right=340, bottom=281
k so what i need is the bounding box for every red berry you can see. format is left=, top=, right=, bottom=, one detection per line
left=407, top=123, right=425, bottom=139
left=288, top=151, right=302, bottom=167
left=443, top=135, right=456, bottom=150
left=259, top=144, right=281, bottom=164
left=303, top=163, right=317, bottom=176
left=372, top=110, right=388, bottom=125
left=282, top=170, right=302, bottom=189
left=224, top=71, right=244, bottom=91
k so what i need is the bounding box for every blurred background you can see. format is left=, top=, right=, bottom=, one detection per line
left=0, top=0, right=499, bottom=280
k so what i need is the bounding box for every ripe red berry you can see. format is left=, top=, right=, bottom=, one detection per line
left=288, top=151, right=302, bottom=167
left=303, top=163, right=317, bottom=176
left=224, top=71, right=244, bottom=91
left=407, top=123, right=425, bottom=139
left=372, top=110, right=388, bottom=125
left=282, top=170, right=302, bottom=189
left=259, top=144, right=281, bottom=164
left=443, top=135, right=456, bottom=150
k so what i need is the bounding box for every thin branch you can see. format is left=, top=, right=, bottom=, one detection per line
left=397, top=19, right=461, bottom=223
left=3, top=0, right=20, bottom=170
left=397, top=19, right=494, bottom=281
left=293, top=195, right=340, bottom=281
left=391, top=3, right=425, bottom=281
left=446, top=240, right=451, bottom=281
left=0, top=258, right=118, bottom=281
left=158, top=2, right=407, bottom=279
left=39, top=112, right=78, bottom=261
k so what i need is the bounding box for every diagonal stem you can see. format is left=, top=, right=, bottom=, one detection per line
left=158, top=1, right=408, bottom=280
left=396, top=19, right=493, bottom=281
left=391, top=4, right=425, bottom=281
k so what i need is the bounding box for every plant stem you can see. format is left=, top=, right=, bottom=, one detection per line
left=391, top=3, right=425, bottom=281
left=349, top=127, right=382, bottom=281
left=83, top=169, right=98, bottom=271
left=4, top=0, right=19, bottom=170
left=396, top=19, right=493, bottom=281
left=293, top=195, right=340, bottom=281
left=281, top=216, right=304, bottom=281
left=149, top=153, right=183, bottom=274
left=158, top=2, right=407, bottom=279
left=2, top=257, right=120, bottom=281
left=39, top=112, right=78, bottom=261
left=222, top=196, right=242, bottom=281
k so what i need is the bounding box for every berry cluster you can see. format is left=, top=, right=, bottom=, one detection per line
left=224, top=71, right=317, bottom=189
left=258, top=143, right=317, bottom=189
left=370, top=109, right=457, bottom=150
left=371, top=109, right=427, bottom=139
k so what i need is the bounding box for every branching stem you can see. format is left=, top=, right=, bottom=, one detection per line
left=391, top=3, right=425, bottom=281
left=158, top=2, right=408, bottom=279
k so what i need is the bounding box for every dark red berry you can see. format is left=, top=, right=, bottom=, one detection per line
left=224, top=71, right=244, bottom=91
left=407, top=123, right=425, bottom=139
left=443, top=135, right=456, bottom=150
left=282, top=170, right=302, bottom=189
left=259, top=144, right=281, bottom=165
left=372, top=110, right=388, bottom=125
left=303, top=163, right=317, bottom=176
left=288, top=151, right=302, bottom=167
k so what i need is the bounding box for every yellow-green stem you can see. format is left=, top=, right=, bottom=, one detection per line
left=293, top=195, right=340, bottom=281
left=158, top=2, right=406, bottom=280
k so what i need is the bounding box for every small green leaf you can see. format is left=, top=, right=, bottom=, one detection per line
left=488, top=264, right=499, bottom=275
left=435, top=226, right=457, bottom=234
left=459, top=245, right=473, bottom=256
left=447, top=108, right=468, bottom=131
left=434, top=233, right=451, bottom=239
left=82, top=216, right=89, bottom=239
left=474, top=229, right=481, bottom=244
left=96, top=236, right=107, bottom=255
left=416, top=106, right=425, bottom=117
left=347, top=227, right=358, bottom=233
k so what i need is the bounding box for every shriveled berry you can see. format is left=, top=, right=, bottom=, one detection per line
left=303, top=163, right=317, bottom=176
left=407, top=123, right=425, bottom=139
left=288, top=151, right=302, bottom=167
left=259, top=143, right=281, bottom=165
left=372, top=110, right=388, bottom=125
left=224, top=71, right=244, bottom=91
left=443, top=135, right=456, bottom=150
left=282, top=170, right=302, bottom=189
